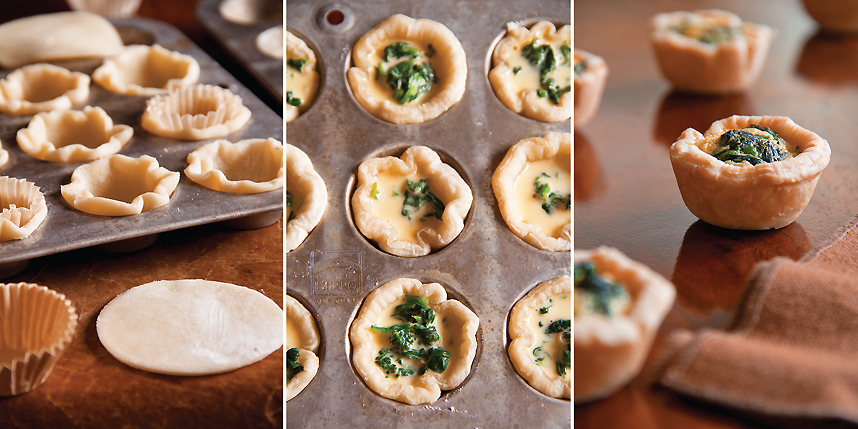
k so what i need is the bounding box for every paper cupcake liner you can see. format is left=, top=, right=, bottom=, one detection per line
left=141, top=84, right=251, bottom=141
left=0, top=282, right=78, bottom=396
left=0, top=177, right=48, bottom=242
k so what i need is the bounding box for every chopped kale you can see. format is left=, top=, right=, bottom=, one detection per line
left=574, top=59, right=586, bottom=75
left=574, top=262, right=629, bottom=316
left=371, top=182, right=380, bottom=200
left=286, top=191, right=292, bottom=207
left=375, top=348, right=414, bottom=378
left=712, top=125, right=790, bottom=166
left=286, top=347, right=303, bottom=381
left=521, top=39, right=571, bottom=105
left=287, top=58, right=308, bottom=70
left=426, top=44, right=436, bottom=58
left=674, top=23, right=738, bottom=44
left=393, top=294, right=436, bottom=325
left=560, top=42, right=571, bottom=65
left=557, top=348, right=571, bottom=377
left=384, top=42, right=421, bottom=61
left=533, top=173, right=571, bottom=214
left=286, top=91, right=302, bottom=107
left=513, top=66, right=522, bottom=74
left=425, top=347, right=450, bottom=373
left=539, top=305, right=551, bottom=314
left=545, top=319, right=571, bottom=335
left=384, top=60, right=436, bottom=104
left=400, top=179, right=445, bottom=221
left=371, top=295, right=450, bottom=376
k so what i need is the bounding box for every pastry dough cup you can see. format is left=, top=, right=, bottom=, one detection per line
left=0, top=140, right=8, bottom=170
left=0, top=177, right=47, bottom=242
left=285, top=30, right=318, bottom=123
left=16, top=106, right=133, bottom=163
left=489, top=21, right=572, bottom=123
left=61, top=154, right=180, bottom=216
left=573, top=49, right=608, bottom=127
left=185, top=138, right=283, bottom=193
left=0, top=64, right=90, bottom=115
left=650, top=9, right=774, bottom=94
left=347, top=14, right=467, bottom=124
left=65, top=0, right=143, bottom=18
left=257, top=25, right=283, bottom=60
left=92, top=44, right=200, bottom=97
left=801, top=0, right=858, bottom=33
left=286, top=295, right=320, bottom=401
left=492, top=132, right=571, bottom=252
left=352, top=146, right=472, bottom=257
left=0, top=282, right=78, bottom=396
left=670, top=115, right=831, bottom=230
left=141, top=84, right=252, bottom=141
left=286, top=143, right=327, bottom=253
left=574, top=247, right=676, bottom=403
left=508, top=276, right=571, bottom=399
left=349, top=278, right=479, bottom=405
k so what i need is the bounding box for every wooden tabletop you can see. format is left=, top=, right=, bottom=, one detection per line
left=575, top=0, right=858, bottom=427
left=0, top=2, right=283, bottom=428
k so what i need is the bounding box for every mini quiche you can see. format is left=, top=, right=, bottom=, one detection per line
left=489, top=21, right=572, bottom=123
left=508, top=276, right=571, bottom=399
left=492, top=133, right=571, bottom=252
left=286, top=143, right=327, bottom=253
left=286, top=295, right=320, bottom=401
left=650, top=9, right=774, bottom=94
left=573, top=49, right=608, bottom=127
left=347, top=14, right=467, bottom=124
left=286, top=30, right=319, bottom=123
left=349, top=278, right=479, bottom=405
left=801, top=0, right=858, bottom=33
left=670, top=115, right=831, bottom=230
left=352, top=146, right=472, bottom=257
left=574, top=247, right=675, bottom=404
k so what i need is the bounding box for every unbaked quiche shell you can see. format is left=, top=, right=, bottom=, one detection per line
left=61, top=154, right=180, bottom=216
left=286, top=295, right=320, bottom=401
left=0, top=177, right=48, bottom=242
left=492, top=132, right=571, bottom=252
left=141, top=84, right=252, bottom=141
left=257, top=25, right=283, bottom=60
left=508, top=276, right=571, bottom=399
left=286, top=143, right=327, bottom=253
left=185, top=138, right=283, bottom=193
left=349, top=278, right=479, bottom=405
left=92, top=44, right=200, bottom=97
left=0, top=140, right=8, bottom=170
left=670, top=115, right=831, bottom=230
left=347, top=14, right=467, bottom=124
left=285, top=30, right=318, bottom=123
left=650, top=9, right=774, bottom=94
left=574, top=247, right=676, bottom=404
left=489, top=21, right=572, bottom=123
left=16, top=106, right=133, bottom=163
left=352, top=146, right=472, bottom=257
left=0, top=64, right=90, bottom=115
left=573, top=49, right=608, bottom=127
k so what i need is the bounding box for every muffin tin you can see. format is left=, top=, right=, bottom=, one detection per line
left=286, top=0, right=570, bottom=426
left=0, top=17, right=283, bottom=276
left=197, top=0, right=284, bottom=103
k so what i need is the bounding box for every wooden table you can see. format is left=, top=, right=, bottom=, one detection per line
left=575, top=0, right=858, bottom=427
left=0, top=2, right=283, bottom=428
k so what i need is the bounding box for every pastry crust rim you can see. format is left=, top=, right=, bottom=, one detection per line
left=286, top=143, right=327, bottom=253
left=185, top=138, right=284, bottom=194
left=16, top=106, right=133, bottom=163
left=92, top=44, right=201, bottom=97
left=573, top=48, right=608, bottom=127
left=0, top=63, right=90, bottom=115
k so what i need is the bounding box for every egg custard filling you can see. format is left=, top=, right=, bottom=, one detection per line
left=507, top=38, right=571, bottom=105
left=513, top=156, right=571, bottom=240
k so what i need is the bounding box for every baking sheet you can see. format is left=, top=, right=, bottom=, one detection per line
left=285, top=1, right=571, bottom=427
left=197, top=0, right=284, bottom=103
left=0, top=17, right=283, bottom=269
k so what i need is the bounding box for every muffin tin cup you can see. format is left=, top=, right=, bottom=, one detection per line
left=286, top=0, right=570, bottom=426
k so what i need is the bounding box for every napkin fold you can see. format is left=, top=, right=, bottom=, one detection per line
left=657, top=217, right=858, bottom=426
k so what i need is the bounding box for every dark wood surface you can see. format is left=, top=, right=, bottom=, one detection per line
left=575, top=0, right=858, bottom=427
left=0, top=2, right=283, bottom=428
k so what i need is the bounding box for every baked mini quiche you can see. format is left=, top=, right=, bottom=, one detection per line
left=350, top=278, right=479, bottom=405
left=670, top=115, right=831, bottom=230
left=489, top=21, right=572, bottom=123
left=286, top=143, right=327, bottom=253
left=508, top=275, right=571, bottom=399
left=286, top=295, right=320, bottom=401
left=493, top=133, right=570, bottom=252
left=347, top=14, right=467, bottom=124
left=573, top=49, right=608, bottom=127
left=650, top=9, right=774, bottom=94
left=574, top=247, right=675, bottom=403
left=286, top=30, right=319, bottom=123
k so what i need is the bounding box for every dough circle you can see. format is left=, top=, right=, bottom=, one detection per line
left=96, top=279, right=283, bottom=376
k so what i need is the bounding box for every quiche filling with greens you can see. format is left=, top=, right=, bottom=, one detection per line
left=508, top=38, right=571, bottom=104
left=573, top=52, right=586, bottom=76
left=672, top=20, right=740, bottom=44
left=527, top=293, right=571, bottom=379
left=711, top=124, right=797, bottom=166
left=374, top=42, right=437, bottom=105
left=286, top=57, right=311, bottom=108
left=371, top=295, right=451, bottom=379
left=513, top=156, right=571, bottom=239
left=371, top=172, right=446, bottom=244
left=574, top=262, right=631, bottom=317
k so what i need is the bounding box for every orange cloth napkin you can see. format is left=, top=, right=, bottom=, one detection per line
left=657, top=218, right=858, bottom=425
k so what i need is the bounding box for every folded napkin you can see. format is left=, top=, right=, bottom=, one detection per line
left=657, top=217, right=858, bottom=427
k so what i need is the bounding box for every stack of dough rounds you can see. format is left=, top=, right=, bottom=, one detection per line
left=93, top=44, right=200, bottom=96
left=185, top=138, right=283, bottom=193
left=0, top=64, right=90, bottom=115
left=0, top=177, right=48, bottom=242
left=286, top=143, right=327, bottom=252
left=141, top=84, right=252, bottom=140
left=16, top=106, right=133, bottom=163
left=286, top=295, right=319, bottom=401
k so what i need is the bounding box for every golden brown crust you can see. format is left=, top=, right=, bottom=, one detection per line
left=185, top=138, right=283, bottom=194
left=286, top=143, right=327, bottom=253
left=489, top=21, right=572, bottom=123
left=16, top=106, right=133, bottom=163
left=285, top=30, right=318, bottom=123
left=801, top=0, right=858, bottom=33
left=347, top=14, right=467, bottom=124
left=0, top=177, right=48, bottom=242
left=650, top=9, right=774, bottom=94
left=349, top=278, right=479, bottom=404
left=0, top=64, right=89, bottom=115
left=285, top=295, right=320, bottom=401
left=573, top=49, right=608, bottom=127
left=352, top=146, right=472, bottom=257
left=669, top=115, right=831, bottom=229
left=574, top=247, right=676, bottom=403
left=492, top=133, right=571, bottom=251
left=93, top=44, right=200, bottom=96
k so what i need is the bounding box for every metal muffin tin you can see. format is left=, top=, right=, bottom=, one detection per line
left=197, top=0, right=284, bottom=103
left=286, top=1, right=571, bottom=427
left=0, top=18, right=283, bottom=276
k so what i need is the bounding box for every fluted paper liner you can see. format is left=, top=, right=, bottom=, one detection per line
left=141, top=84, right=251, bottom=141
left=185, top=138, right=283, bottom=193
left=0, top=63, right=90, bottom=115
left=0, top=282, right=78, bottom=396
left=0, top=177, right=47, bottom=242
left=16, top=106, right=133, bottom=162
left=93, top=44, right=200, bottom=96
